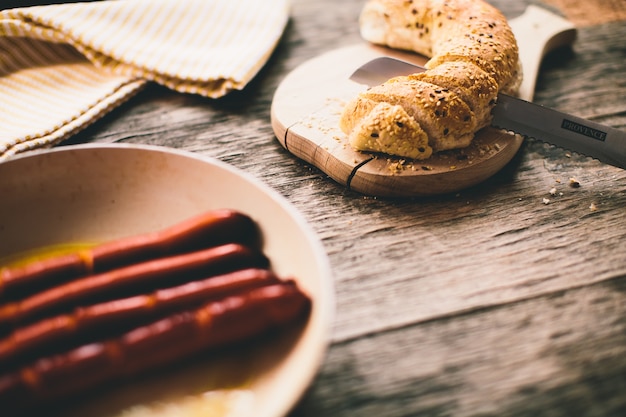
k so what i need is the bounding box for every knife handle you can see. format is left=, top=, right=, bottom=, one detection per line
left=493, top=94, right=626, bottom=170
left=559, top=113, right=626, bottom=170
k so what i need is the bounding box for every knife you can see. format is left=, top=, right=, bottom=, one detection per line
left=350, top=57, right=626, bottom=170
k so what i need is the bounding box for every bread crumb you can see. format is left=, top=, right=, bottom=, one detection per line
left=542, top=198, right=550, bottom=205
left=387, top=159, right=408, bottom=174
left=569, top=177, right=580, bottom=188
left=549, top=187, right=557, bottom=196
left=589, top=202, right=597, bottom=211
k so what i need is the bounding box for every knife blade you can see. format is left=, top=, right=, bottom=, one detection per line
left=350, top=57, right=626, bottom=170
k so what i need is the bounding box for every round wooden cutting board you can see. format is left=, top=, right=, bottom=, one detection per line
left=271, top=43, right=523, bottom=197
left=270, top=6, right=576, bottom=197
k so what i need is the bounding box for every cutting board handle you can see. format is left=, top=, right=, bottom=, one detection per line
left=510, top=5, right=577, bottom=101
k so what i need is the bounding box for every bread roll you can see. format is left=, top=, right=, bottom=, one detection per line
left=340, top=0, right=522, bottom=159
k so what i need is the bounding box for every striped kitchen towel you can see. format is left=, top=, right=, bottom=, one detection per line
left=0, top=0, right=290, bottom=161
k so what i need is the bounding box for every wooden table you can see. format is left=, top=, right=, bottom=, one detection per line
left=30, top=0, right=626, bottom=415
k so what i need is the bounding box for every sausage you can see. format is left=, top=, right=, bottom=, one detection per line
left=0, top=268, right=280, bottom=371
left=0, top=253, right=93, bottom=303
left=0, top=282, right=311, bottom=415
left=0, top=243, right=269, bottom=331
left=90, top=209, right=259, bottom=271
left=0, top=209, right=258, bottom=302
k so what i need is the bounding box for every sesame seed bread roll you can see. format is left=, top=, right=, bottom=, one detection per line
left=358, top=76, right=476, bottom=151
left=340, top=100, right=433, bottom=160
left=340, top=0, right=522, bottom=159
left=408, top=60, right=498, bottom=130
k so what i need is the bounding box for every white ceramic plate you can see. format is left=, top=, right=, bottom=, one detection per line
left=0, top=144, right=334, bottom=417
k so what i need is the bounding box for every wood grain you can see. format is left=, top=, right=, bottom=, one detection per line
left=293, top=277, right=626, bottom=416
left=543, top=0, right=626, bottom=26
left=37, top=0, right=626, bottom=415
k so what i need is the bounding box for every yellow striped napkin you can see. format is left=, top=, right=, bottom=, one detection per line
left=0, top=0, right=290, bottom=161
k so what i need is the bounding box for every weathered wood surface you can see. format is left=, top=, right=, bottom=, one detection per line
left=32, top=0, right=626, bottom=415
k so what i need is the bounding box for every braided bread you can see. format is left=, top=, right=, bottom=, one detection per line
left=340, top=0, right=522, bottom=159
